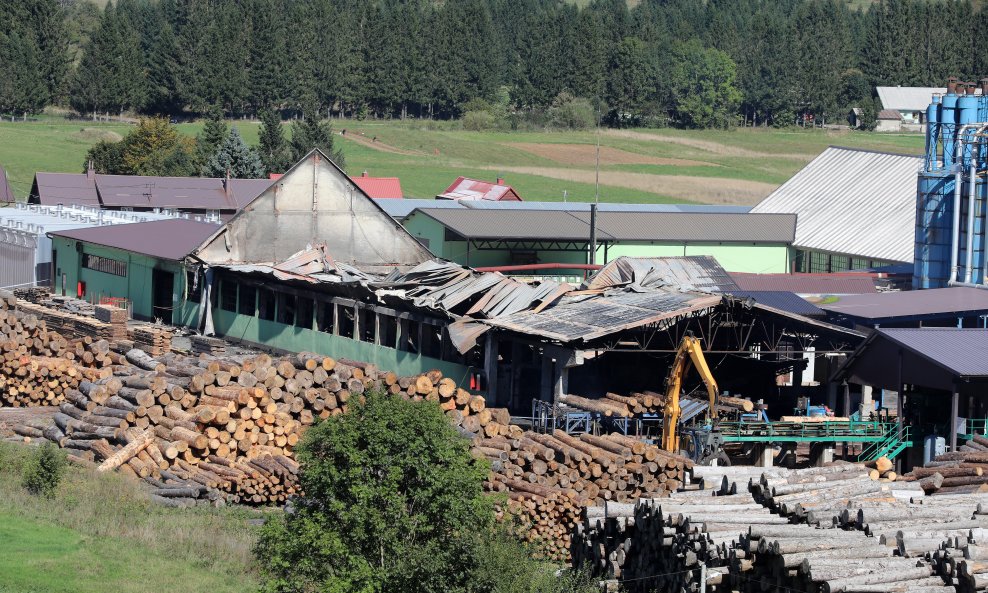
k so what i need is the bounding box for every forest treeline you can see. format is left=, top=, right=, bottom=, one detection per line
left=1, top=0, right=985, bottom=128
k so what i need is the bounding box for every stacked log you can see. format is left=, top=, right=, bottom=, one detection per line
left=568, top=391, right=754, bottom=418
left=898, top=435, right=988, bottom=495
left=574, top=465, right=956, bottom=593
left=0, top=305, right=111, bottom=406
left=479, top=431, right=693, bottom=561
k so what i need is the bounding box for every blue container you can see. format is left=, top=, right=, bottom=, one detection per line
left=926, top=96, right=941, bottom=171
left=942, top=91, right=958, bottom=169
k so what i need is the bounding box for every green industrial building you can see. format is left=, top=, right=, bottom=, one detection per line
left=402, top=208, right=797, bottom=274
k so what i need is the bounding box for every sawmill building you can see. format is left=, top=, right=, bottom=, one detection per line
left=48, top=150, right=865, bottom=417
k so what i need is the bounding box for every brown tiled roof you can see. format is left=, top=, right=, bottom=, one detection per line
left=729, top=272, right=878, bottom=295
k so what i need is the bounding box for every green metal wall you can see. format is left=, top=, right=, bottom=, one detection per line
left=48, top=237, right=196, bottom=324
left=212, top=308, right=472, bottom=385
left=404, top=213, right=791, bottom=273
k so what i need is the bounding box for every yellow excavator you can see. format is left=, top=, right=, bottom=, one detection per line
left=660, top=334, right=727, bottom=464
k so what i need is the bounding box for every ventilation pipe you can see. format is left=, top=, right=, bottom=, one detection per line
left=950, top=122, right=988, bottom=288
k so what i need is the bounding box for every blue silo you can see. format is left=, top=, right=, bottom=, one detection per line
left=942, top=82, right=959, bottom=169
left=959, top=89, right=979, bottom=168
left=925, top=95, right=941, bottom=170
left=914, top=173, right=955, bottom=288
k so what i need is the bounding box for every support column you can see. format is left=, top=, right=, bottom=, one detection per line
left=810, top=443, right=835, bottom=467
left=843, top=382, right=851, bottom=417
left=951, top=390, right=960, bottom=451
left=860, top=385, right=874, bottom=419
left=553, top=362, right=569, bottom=404
left=483, top=332, right=499, bottom=404
left=753, top=443, right=773, bottom=468
left=540, top=355, right=553, bottom=403
left=826, top=382, right=838, bottom=413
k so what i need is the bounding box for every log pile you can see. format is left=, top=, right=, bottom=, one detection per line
left=560, top=391, right=754, bottom=418
left=574, top=464, right=959, bottom=593
left=479, top=431, right=693, bottom=561
left=897, top=434, right=988, bottom=495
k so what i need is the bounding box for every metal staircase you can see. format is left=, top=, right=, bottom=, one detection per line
left=858, top=424, right=911, bottom=462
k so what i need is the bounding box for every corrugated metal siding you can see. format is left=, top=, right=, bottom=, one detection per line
left=751, top=147, right=921, bottom=262
left=876, top=87, right=944, bottom=112
left=820, top=286, right=988, bottom=319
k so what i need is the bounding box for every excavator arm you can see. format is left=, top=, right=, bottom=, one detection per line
left=660, top=335, right=720, bottom=453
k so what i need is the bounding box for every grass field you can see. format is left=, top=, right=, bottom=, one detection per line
left=0, top=442, right=260, bottom=593
left=0, top=115, right=925, bottom=206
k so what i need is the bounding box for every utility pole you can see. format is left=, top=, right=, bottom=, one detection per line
left=590, top=102, right=601, bottom=266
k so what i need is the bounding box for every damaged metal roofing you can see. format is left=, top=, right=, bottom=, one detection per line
left=210, top=248, right=856, bottom=347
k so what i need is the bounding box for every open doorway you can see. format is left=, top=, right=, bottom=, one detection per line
left=152, top=269, right=174, bottom=322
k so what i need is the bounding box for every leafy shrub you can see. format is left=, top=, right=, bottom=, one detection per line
left=22, top=441, right=67, bottom=498
left=462, top=109, right=499, bottom=131
left=548, top=92, right=595, bottom=130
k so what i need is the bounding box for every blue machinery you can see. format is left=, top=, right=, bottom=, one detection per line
left=915, top=78, right=988, bottom=289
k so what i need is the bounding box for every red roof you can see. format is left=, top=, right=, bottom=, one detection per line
left=352, top=172, right=403, bottom=199
left=729, top=272, right=879, bottom=295
left=438, top=176, right=522, bottom=201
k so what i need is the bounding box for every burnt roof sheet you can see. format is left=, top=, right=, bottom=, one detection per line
left=48, top=218, right=221, bottom=260
left=820, top=286, right=988, bottom=320
left=586, top=256, right=739, bottom=292
left=414, top=208, right=796, bottom=243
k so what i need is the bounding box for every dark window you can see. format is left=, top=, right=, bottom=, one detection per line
left=421, top=323, right=442, bottom=358
left=258, top=288, right=276, bottom=321
left=400, top=319, right=420, bottom=353
left=338, top=305, right=355, bottom=338
left=379, top=314, right=397, bottom=349
left=296, top=297, right=314, bottom=329
left=317, top=301, right=335, bottom=333
left=210, top=275, right=219, bottom=308
left=359, top=308, right=376, bottom=343
left=186, top=270, right=202, bottom=303
left=277, top=293, right=296, bottom=325
left=238, top=284, right=256, bottom=316
left=82, top=253, right=127, bottom=277
left=220, top=279, right=238, bottom=311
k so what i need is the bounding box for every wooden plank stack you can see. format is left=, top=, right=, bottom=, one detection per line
left=191, top=335, right=227, bottom=356
left=131, top=327, right=173, bottom=356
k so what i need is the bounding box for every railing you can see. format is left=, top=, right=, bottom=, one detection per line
left=858, top=424, right=911, bottom=462
left=717, top=419, right=890, bottom=442
left=964, top=418, right=988, bottom=437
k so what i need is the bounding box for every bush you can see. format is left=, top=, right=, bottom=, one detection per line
left=462, top=109, right=499, bottom=131
left=548, top=92, right=595, bottom=130
left=22, top=441, right=67, bottom=498
left=255, top=391, right=592, bottom=593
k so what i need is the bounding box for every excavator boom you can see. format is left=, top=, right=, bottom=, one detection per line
left=660, top=335, right=720, bottom=454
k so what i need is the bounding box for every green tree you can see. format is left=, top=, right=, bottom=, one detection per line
left=606, top=36, right=655, bottom=125
left=71, top=1, right=146, bottom=115
left=196, top=103, right=228, bottom=171
left=85, top=117, right=196, bottom=176
left=255, top=392, right=491, bottom=593
left=22, top=442, right=67, bottom=498
left=289, top=102, right=344, bottom=167
left=257, top=109, right=292, bottom=175
left=204, top=127, right=264, bottom=178
left=255, top=391, right=598, bottom=593
left=670, top=40, right=742, bottom=129
left=0, top=31, right=47, bottom=115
